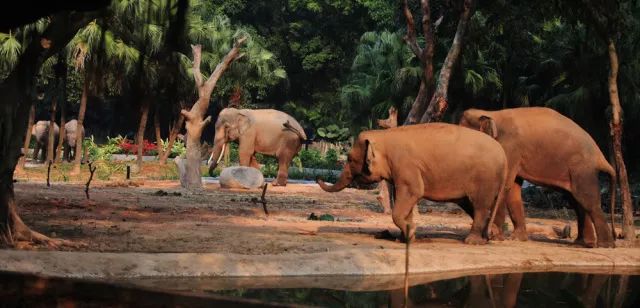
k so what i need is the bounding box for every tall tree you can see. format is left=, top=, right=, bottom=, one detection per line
left=574, top=0, right=635, bottom=240
left=0, top=11, right=104, bottom=247
left=180, top=39, right=245, bottom=189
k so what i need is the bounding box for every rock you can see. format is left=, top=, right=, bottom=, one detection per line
left=219, top=166, right=265, bottom=189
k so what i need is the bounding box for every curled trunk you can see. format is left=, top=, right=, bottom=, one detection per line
left=317, top=166, right=353, bottom=192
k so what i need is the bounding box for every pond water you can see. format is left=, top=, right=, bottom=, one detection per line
left=1, top=271, right=639, bottom=307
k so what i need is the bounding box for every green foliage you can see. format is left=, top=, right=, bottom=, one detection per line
left=160, top=139, right=187, bottom=158
left=340, top=31, right=420, bottom=131
left=316, top=125, right=350, bottom=141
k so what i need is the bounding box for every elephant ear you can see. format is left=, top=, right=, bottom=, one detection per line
left=362, top=139, right=376, bottom=175
left=479, top=115, right=498, bottom=139
left=235, top=110, right=253, bottom=135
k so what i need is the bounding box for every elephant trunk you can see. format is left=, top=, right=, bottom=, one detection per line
left=208, top=139, right=226, bottom=176
left=317, top=165, right=353, bottom=192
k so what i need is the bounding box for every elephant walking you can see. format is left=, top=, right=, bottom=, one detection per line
left=31, top=120, right=59, bottom=163
left=208, top=108, right=307, bottom=186
left=63, top=119, right=83, bottom=162
left=460, top=107, right=615, bottom=248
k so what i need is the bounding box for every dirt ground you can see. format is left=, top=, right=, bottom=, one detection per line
left=11, top=178, right=634, bottom=254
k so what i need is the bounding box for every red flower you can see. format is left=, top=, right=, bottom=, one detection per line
left=118, top=139, right=157, bottom=155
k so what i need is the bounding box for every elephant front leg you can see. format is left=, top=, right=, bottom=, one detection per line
left=237, top=137, right=255, bottom=167
left=249, top=155, right=260, bottom=169
left=391, top=184, right=421, bottom=243
left=33, top=143, right=40, bottom=161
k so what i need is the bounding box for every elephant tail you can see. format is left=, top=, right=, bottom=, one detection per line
left=600, top=159, right=617, bottom=240
left=485, top=161, right=509, bottom=240
left=283, top=120, right=307, bottom=141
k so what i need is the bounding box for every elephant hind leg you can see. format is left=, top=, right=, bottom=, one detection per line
left=569, top=196, right=596, bottom=247
left=506, top=179, right=528, bottom=241
left=273, top=137, right=300, bottom=186
left=570, top=170, right=614, bottom=248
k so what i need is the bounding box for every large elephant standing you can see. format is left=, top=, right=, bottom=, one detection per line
left=31, top=120, right=59, bottom=163
left=63, top=119, right=83, bottom=162
left=459, top=107, right=615, bottom=248
left=208, top=108, right=307, bottom=186
left=317, top=123, right=509, bottom=244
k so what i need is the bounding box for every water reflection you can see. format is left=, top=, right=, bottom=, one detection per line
left=1, top=271, right=639, bottom=307
left=213, top=272, right=639, bottom=308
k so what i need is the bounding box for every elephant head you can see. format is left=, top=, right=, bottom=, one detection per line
left=459, top=109, right=498, bottom=138
left=317, top=132, right=386, bottom=192
left=208, top=108, right=253, bottom=176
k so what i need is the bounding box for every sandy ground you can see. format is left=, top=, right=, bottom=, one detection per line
left=1, top=180, right=639, bottom=281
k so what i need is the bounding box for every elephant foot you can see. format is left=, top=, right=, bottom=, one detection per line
left=508, top=229, right=528, bottom=241
left=464, top=233, right=488, bottom=245
left=271, top=181, right=287, bottom=187
left=489, top=224, right=505, bottom=241
left=597, top=240, right=615, bottom=248
left=573, top=237, right=596, bottom=248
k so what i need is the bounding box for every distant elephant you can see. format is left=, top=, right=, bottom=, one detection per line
left=459, top=107, right=615, bottom=248
left=31, top=120, right=59, bottom=163
left=63, top=119, right=83, bottom=162
left=208, top=108, right=307, bottom=186
left=317, top=123, right=508, bottom=244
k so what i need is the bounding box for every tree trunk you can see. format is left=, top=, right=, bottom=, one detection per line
left=16, top=105, right=35, bottom=171
left=55, top=99, right=66, bottom=163
left=421, top=0, right=474, bottom=123
left=401, top=0, right=435, bottom=125
left=1, top=10, right=103, bottom=247
left=71, top=77, right=89, bottom=175
left=136, top=100, right=150, bottom=171
left=159, top=113, right=185, bottom=164
left=181, top=39, right=246, bottom=189
left=46, top=97, right=57, bottom=163
left=154, top=105, right=164, bottom=159
left=606, top=39, right=635, bottom=240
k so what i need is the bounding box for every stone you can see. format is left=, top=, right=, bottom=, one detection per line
left=219, top=166, right=264, bottom=189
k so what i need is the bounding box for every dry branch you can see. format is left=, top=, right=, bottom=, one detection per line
left=85, top=162, right=97, bottom=199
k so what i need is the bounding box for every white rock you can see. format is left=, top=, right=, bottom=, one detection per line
left=219, top=166, right=264, bottom=189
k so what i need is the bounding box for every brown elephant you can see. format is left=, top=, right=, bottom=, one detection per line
left=317, top=123, right=508, bottom=244
left=459, top=107, right=615, bottom=248
left=208, top=108, right=307, bottom=186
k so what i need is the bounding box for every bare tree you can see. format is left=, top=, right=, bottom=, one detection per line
left=179, top=39, right=246, bottom=189
left=402, top=0, right=436, bottom=125
left=135, top=99, right=150, bottom=170
left=154, top=104, right=164, bottom=160
left=421, top=0, right=474, bottom=123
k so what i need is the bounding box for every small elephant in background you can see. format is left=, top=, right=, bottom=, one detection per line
left=208, top=108, right=307, bottom=186
left=63, top=119, right=83, bottom=162
left=31, top=120, right=59, bottom=163
left=317, top=123, right=509, bottom=244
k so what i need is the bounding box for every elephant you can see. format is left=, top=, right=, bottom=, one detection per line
left=317, top=123, right=509, bottom=244
left=459, top=107, right=615, bottom=248
left=31, top=120, right=59, bottom=163
left=208, top=108, right=307, bottom=186
left=63, top=119, right=83, bottom=162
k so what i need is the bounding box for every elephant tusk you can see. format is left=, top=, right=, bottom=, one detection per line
left=207, top=151, right=215, bottom=166
left=216, top=143, right=226, bottom=165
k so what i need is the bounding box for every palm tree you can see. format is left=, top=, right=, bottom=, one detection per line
left=340, top=31, right=421, bottom=132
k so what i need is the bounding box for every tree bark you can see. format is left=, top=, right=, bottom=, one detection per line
left=154, top=105, right=164, bottom=159
left=136, top=99, right=150, bottom=170
left=181, top=39, right=246, bottom=189
left=71, top=75, right=89, bottom=175
left=421, top=0, right=474, bottom=123
left=606, top=39, right=635, bottom=240
left=159, top=112, right=185, bottom=164
left=55, top=98, right=66, bottom=163
left=16, top=105, right=35, bottom=171
left=46, top=97, right=57, bottom=163
left=402, top=0, right=435, bottom=125
left=1, top=10, right=103, bottom=247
